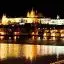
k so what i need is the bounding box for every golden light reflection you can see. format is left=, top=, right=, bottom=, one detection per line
left=40, top=45, right=45, bottom=55
left=0, top=44, right=8, bottom=59
left=8, top=44, right=14, bottom=57
left=23, top=45, right=37, bottom=60
left=36, top=45, right=40, bottom=56
left=48, top=46, right=53, bottom=55
left=13, top=44, right=20, bottom=57
left=0, top=44, right=64, bottom=61
left=23, top=45, right=34, bottom=60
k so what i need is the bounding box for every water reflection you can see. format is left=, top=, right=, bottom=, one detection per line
left=0, top=44, right=64, bottom=60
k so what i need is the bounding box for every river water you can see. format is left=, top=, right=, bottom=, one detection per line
left=0, top=43, right=64, bottom=60
left=0, top=36, right=64, bottom=64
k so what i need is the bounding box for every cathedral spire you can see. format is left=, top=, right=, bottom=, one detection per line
left=57, top=15, right=60, bottom=19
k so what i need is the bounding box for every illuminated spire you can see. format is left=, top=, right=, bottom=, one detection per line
left=32, top=8, right=34, bottom=11
left=30, top=8, right=35, bottom=18
left=2, top=14, right=6, bottom=18
left=2, top=14, right=7, bottom=25
left=27, top=11, right=30, bottom=17
left=57, top=15, right=60, bottom=19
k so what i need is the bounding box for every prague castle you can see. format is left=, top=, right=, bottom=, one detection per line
left=1, top=9, right=64, bottom=25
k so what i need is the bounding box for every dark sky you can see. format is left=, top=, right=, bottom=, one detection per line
left=0, top=0, right=64, bottom=18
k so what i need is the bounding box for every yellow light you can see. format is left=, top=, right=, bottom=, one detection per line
left=14, top=44, right=20, bottom=57
left=43, top=33, right=47, bottom=36
left=0, top=32, right=5, bottom=35
left=2, top=14, right=21, bottom=25
left=37, top=37, right=40, bottom=40
left=2, top=14, right=7, bottom=25
left=26, top=9, right=38, bottom=23
left=55, top=33, right=60, bottom=36
left=50, top=30, right=58, bottom=33
left=23, top=45, right=36, bottom=60
left=35, top=31, right=38, bottom=35
left=32, top=32, right=34, bottom=35
left=27, top=12, right=30, bottom=17
left=51, top=33, right=55, bottom=36
left=0, top=44, right=8, bottom=59
left=60, top=30, right=64, bottom=34
left=27, top=9, right=35, bottom=18
left=44, top=30, right=49, bottom=32
left=61, top=33, right=64, bottom=37
left=14, top=32, right=20, bottom=35
left=8, top=44, right=14, bottom=57
left=61, top=38, right=64, bottom=40
left=0, top=36, right=4, bottom=40
left=14, top=36, right=17, bottom=40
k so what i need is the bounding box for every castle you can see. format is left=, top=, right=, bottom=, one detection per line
left=1, top=9, right=64, bottom=25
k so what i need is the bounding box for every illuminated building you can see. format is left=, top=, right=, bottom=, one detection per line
left=1, top=9, right=64, bottom=25
left=1, top=9, right=64, bottom=41
left=2, top=14, right=22, bottom=25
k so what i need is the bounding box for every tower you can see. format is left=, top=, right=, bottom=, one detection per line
left=2, top=14, right=7, bottom=25
left=57, top=15, right=60, bottom=19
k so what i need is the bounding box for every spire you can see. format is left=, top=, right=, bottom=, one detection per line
left=57, top=15, right=60, bottom=19
left=27, top=11, right=30, bottom=17
left=2, top=14, right=6, bottom=18
left=32, top=8, right=34, bottom=11
left=30, top=8, right=35, bottom=17
left=32, top=7, right=34, bottom=11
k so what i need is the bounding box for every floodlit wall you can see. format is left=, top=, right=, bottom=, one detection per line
left=1, top=14, right=64, bottom=25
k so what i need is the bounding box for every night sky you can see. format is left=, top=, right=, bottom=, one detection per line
left=0, top=0, right=64, bottom=18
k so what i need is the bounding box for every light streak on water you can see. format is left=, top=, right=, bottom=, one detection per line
left=23, top=45, right=36, bottom=60
left=0, top=44, right=8, bottom=59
